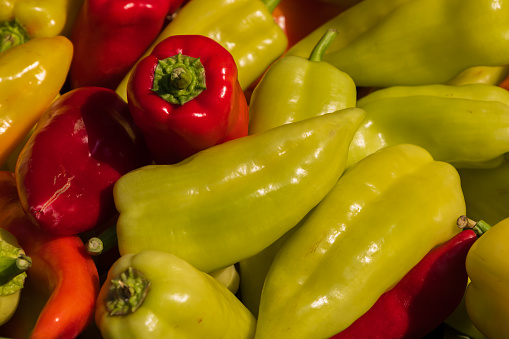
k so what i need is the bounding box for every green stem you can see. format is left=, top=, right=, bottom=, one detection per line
left=260, top=0, right=282, bottom=13
left=0, top=253, right=31, bottom=286
left=457, top=215, right=492, bottom=237
left=105, top=267, right=150, bottom=316
left=309, top=29, right=338, bottom=62
left=152, top=53, right=207, bottom=105
left=86, top=225, right=118, bottom=256
left=0, top=19, right=30, bottom=53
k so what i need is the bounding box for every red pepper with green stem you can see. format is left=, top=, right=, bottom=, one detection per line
left=127, top=34, right=249, bottom=164
left=0, top=171, right=100, bottom=339
left=69, top=0, right=186, bottom=90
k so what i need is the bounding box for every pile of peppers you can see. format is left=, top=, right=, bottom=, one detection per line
left=1, top=0, right=509, bottom=338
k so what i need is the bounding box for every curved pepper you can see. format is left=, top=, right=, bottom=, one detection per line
left=69, top=0, right=184, bottom=90
left=116, top=0, right=288, bottom=100
left=287, top=0, right=509, bottom=87
left=460, top=217, right=509, bottom=338
left=347, top=83, right=509, bottom=169
left=248, top=29, right=356, bottom=134
left=331, top=225, right=477, bottom=339
left=15, top=87, right=151, bottom=236
left=0, top=171, right=100, bottom=339
left=127, top=34, right=249, bottom=164
left=114, top=107, right=366, bottom=273
left=0, top=35, right=73, bottom=168
left=255, top=144, right=466, bottom=339
left=95, top=251, right=256, bottom=338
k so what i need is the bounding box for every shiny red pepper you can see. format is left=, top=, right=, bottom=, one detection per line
left=69, top=0, right=185, bottom=90
left=330, top=227, right=477, bottom=339
left=15, top=87, right=151, bottom=236
left=0, top=171, right=100, bottom=339
left=127, top=34, right=249, bottom=164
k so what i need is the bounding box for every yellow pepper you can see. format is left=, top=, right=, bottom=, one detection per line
left=0, top=36, right=73, bottom=167
left=0, top=0, right=84, bottom=38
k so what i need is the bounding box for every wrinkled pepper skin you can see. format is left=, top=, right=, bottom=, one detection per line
left=0, top=171, right=100, bottom=339
left=114, top=108, right=366, bottom=273
left=127, top=34, right=249, bottom=164
left=331, top=229, right=477, bottom=339
left=95, top=251, right=256, bottom=339
left=255, top=144, right=466, bottom=339
left=288, top=0, right=509, bottom=87
left=248, top=29, right=356, bottom=134
left=116, top=0, right=288, bottom=100
left=69, top=0, right=183, bottom=90
left=0, top=36, right=72, bottom=168
left=465, top=218, right=509, bottom=339
left=347, top=84, right=509, bottom=169
left=15, top=87, right=151, bottom=236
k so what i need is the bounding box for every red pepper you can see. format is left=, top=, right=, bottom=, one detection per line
left=330, top=227, right=477, bottom=339
left=69, top=0, right=185, bottom=90
left=15, top=87, right=151, bottom=236
left=0, top=171, right=100, bottom=339
left=127, top=34, right=249, bottom=164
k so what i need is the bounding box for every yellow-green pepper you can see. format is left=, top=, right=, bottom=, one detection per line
left=287, top=0, right=509, bottom=87
left=347, top=83, right=509, bottom=169
left=113, top=108, right=365, bottom=273
left=116, top=0, right=288, bottom=100
left=248, top=28, right=356, bottom=134
left=95, top=250, right=256, bottom=339
left=255, top=144, right=466, bottom=339
left=0, top=36, right=73, bottom=168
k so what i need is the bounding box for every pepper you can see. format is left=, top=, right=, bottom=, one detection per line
left=458, top=217, right=509, bottom=339
left=15, top=87, right=151, bottom=236
left=69, top=0, right=185, bottom=90
left=330, top=222, right=477, bottom=339
left=0, top=171, right=100, bottom=339
left=95, top=251, right=256, bottom=338
left=255, top=144, right=466, bottom=339
left=127, top=34, right=249, bottom=164
left=0, top=35, right=73, bottom=168
left=248, top=29, right=356, bottom=134
left=347, top=83, right=509, bottom=170
left=287, top=0, right=509, bottom=88
left=116, top=0, right=288, bottom=100
left=0, top=229, right=31, bottom=326
left=114, top=108, right=366, bottom=273
left=0, top=0, right=84, bottom=38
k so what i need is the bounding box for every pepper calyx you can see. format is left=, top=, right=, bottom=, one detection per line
left=0, top=239, right=31, bottom=294
left=0, top=19, right=30, bottom=53
left=152, top=53, right=206, bottom=105
left=105, top=267, right=150, bottom=316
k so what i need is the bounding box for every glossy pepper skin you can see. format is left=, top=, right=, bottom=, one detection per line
left=248, top=29, right=356, bottom=134
left=331, top=228, right=477, bottom=339
left=0, top=171, right=100, bottom=339
left=462, top=218, right=509, bottom=338
left=347, top=83, right=509, bottom=170
left=15, top=87, right=151, bottom=236
left=69, top=0, right=184, bottom=90
left=114, top=108, right=366, bottom=273
left=116, top=0, right=288, bottom=100
left=255, top=144, right=466, bottom=339
left=287, top=0, right=509, bottom=87
left=95, top=251, right=256, bottom=339
left=0, top=35, right=73, bottom=168
left=127, top=34, right=249, bottom=164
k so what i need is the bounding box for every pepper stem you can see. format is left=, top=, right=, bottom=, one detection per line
left=152, top=53, right=206, bottom=105
left=0, top=19, right=30, bottom=53
left=260, top=0, right=282, bottom=13
left=86, top=225, right=118, bottom=256
left=0, top=253, right=31, bottom=286
left=457, top=215, right=492, bottom=237
left=105, top=267, right=150, bottom=316
left=309, top=29, right=338, bottom=62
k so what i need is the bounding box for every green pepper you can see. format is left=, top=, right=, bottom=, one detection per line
left=95, top=250, right=256, bottom=338
left=287, top=0, right=509, bottom=87
left=113, top=107, right=365, bottom=273
left=248, top=28, right=356, bottom=134
left=347, top=83, right=509, bottom=169
left=255, top=144, right=466, bottom=339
